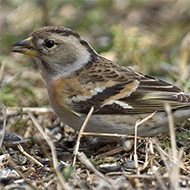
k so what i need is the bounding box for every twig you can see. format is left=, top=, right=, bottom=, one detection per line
left=2, top=147, right=38, bottom=189
left=134, top=119, right=139, bottom=170
left=83, top=132, right=142, bottom=139
left=106, top=172, right=190, bottom=180
left=98, top=146, right=123, bottom=157
left=28, top=111, right=69, bottom=190
left=17, top=144, right=43, bottom=167
left=152, top=138, right=188, bottom=172
left=72, top=106, right=94, bottom=166
left=0, top=105, right=6, bottom=149
left=134, top=111, right=156, bottom=172
left=154, top=172, right=167, bottom=190
left=136, top=111, right=157, bottom=127
left=77, top=152, right=114, bottom=189
left=41, top=0, right=50, bottom=25
left=165, top=104, right=177, bottom=159
left=165, top=104, right=179, bottom=190
left=0, top=60, right=5, bottom=82
left=141, top=139, right=150, bottom=170
left=6, top=107, right=53, bottom=115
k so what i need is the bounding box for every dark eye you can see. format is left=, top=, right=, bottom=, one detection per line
left=45, top=40, right=55, bottom=48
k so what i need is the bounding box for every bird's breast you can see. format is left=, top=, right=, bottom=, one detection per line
left=46, top=76, right=97, bottom=131
left=47, top=77, right=94, bottom=117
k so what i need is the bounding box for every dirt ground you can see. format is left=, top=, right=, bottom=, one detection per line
left=0, top=0, right=190, bottom=189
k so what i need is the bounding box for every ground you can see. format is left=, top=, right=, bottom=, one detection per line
left=0, top=0, right=190, bottom=189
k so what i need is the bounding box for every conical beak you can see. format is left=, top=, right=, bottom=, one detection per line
left=11, top=36, right=38, bottom=56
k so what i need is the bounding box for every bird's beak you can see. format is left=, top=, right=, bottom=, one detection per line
left=11, top=36, right=38, bottom=56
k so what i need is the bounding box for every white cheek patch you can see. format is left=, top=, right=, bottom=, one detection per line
left=56, top=43, right=91, bottom=77
left=71, top=52, right=90, bottom=72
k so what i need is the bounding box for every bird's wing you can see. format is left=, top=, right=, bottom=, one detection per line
left=71, top=58, right=190, bottom=114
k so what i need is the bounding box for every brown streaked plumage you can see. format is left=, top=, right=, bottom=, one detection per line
left=12, top=26, right=190, bottom=136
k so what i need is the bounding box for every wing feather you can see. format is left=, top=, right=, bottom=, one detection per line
left=71, top=58, right=190, bottom=114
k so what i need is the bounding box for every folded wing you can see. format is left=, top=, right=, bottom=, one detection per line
left=71, top=59, right=190, bottom=114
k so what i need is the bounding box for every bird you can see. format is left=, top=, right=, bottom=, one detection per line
left=11, top=26, right=190, bottom=137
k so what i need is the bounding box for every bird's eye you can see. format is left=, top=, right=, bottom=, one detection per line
left=45, top=40, right=55, bottom=48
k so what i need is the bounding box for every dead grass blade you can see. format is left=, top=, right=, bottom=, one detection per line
left=73, top=106, right=94, bottom=166
left=77, top=151, right=114, bottom=189
left=0, top=60, right=5, bottom=82
left=17, top=144, right=43, bottom=167
left=134, top=111, right=156, bottom=172
left=0, top=105, right=7, bottom=149
left=165, top=104, right=180, bottom=190
left=83, top=132, right=142, bottom=139
left=6, top=107, right=53, bottom=115
left=1, top=147, right=38, bottom=189
left=27, top=111, right=70, bottom=190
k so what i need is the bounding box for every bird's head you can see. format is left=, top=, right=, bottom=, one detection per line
left=12, top=26, right=98, bottom=78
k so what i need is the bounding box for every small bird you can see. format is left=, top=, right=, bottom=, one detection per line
left=12, top=26, right=190, bottom=136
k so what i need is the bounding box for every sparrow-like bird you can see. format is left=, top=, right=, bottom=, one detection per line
left=12, top=26, right=190, bottom=136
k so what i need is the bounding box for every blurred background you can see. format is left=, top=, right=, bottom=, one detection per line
left=1, top=0, right=190, bottom=108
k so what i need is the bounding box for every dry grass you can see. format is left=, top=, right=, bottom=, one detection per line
left=0, top=105, right=190, bottom=189
left=1, top=0, right=190, bottom=189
